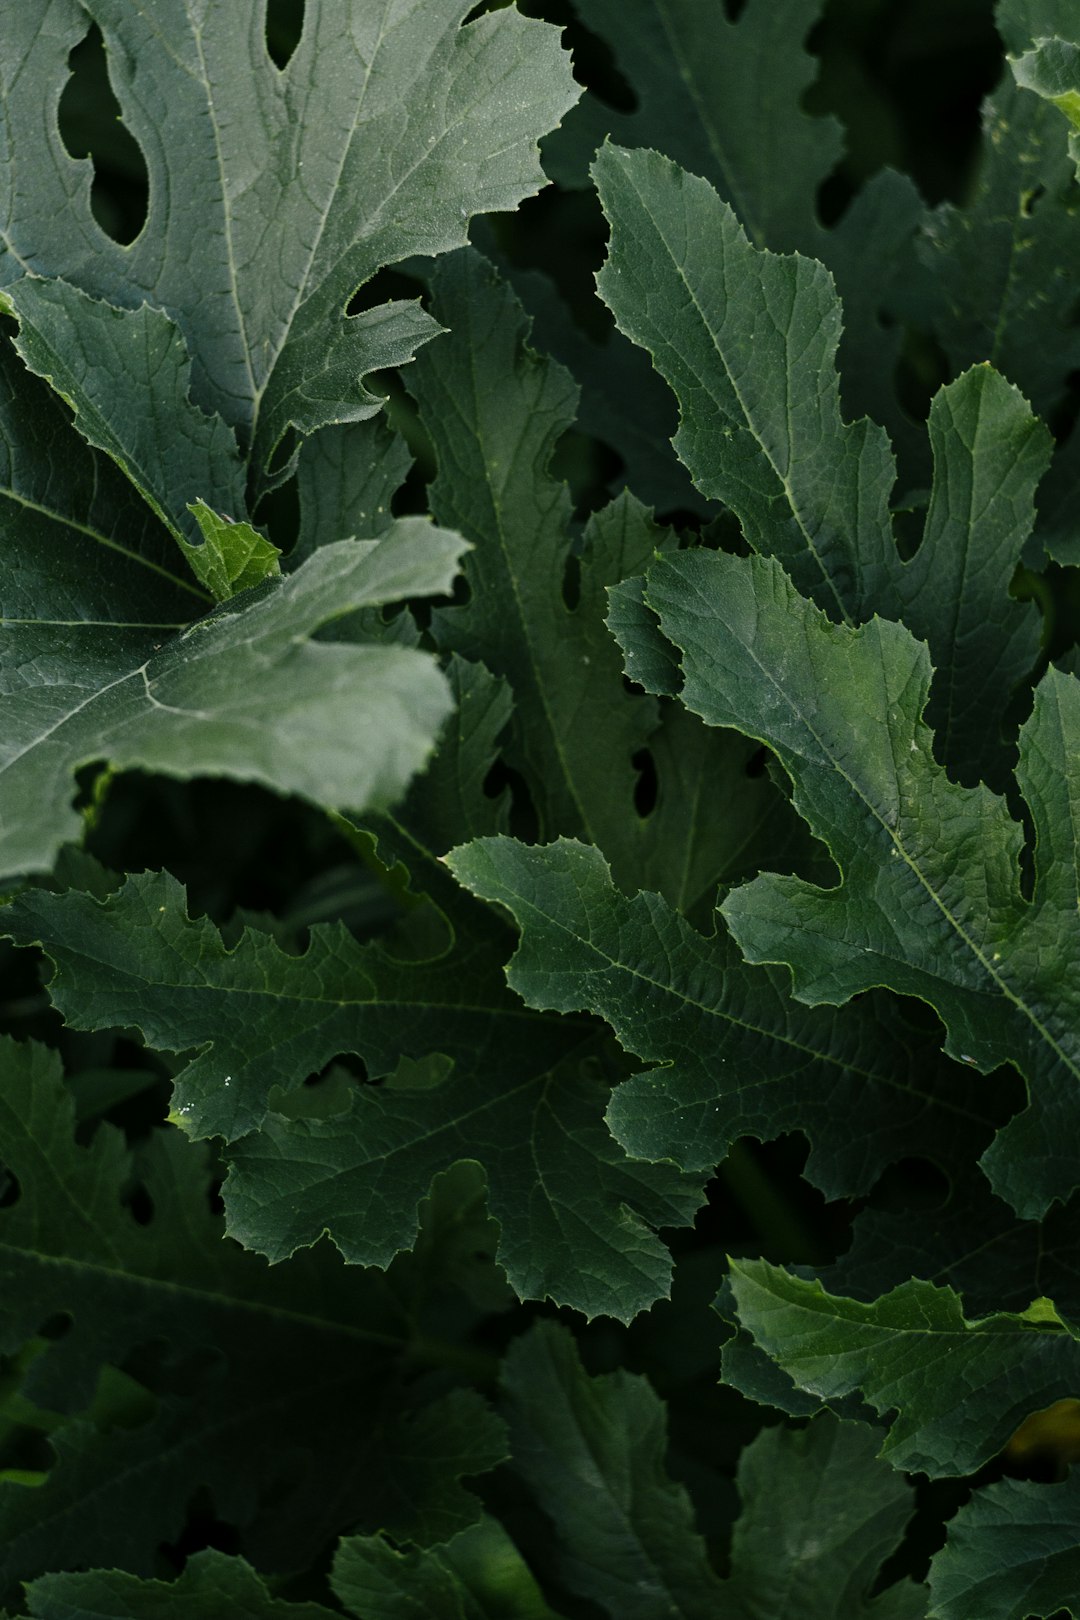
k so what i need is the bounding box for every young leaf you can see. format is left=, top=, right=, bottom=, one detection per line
left=0, top=0, right=579, bottom=486
left=728, top=1258, right=1080, bottom=1476
left=927, top=1473, right=1080, bottom=1620
left=0, top=521, right=465, bottom=882
left=447, top=836, right=995, bottom=1202
left=615, top=546, right=1080, bottom=1219
left=0, top=279, right=246, bottom=553
left=182, top=502, right=281, bottom=601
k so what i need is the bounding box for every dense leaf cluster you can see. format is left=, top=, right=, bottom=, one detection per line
left=3, top=0, right=1080, bottom=1614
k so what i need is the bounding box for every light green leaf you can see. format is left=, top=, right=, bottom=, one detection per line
left=617, top=546, right=1080, bottom=1218
left=0, top=277, right=245, bottom=552
left=728, top=1258, right=1080, bottom=1477
left=0, top=520, right=465, bottom=881
left=25, top=1550, right=337, bottom=1620
left=181, top=501, right=281, bottom=601
left=500, top=1320, right=723, bottom=1619
left=726, top=1415, right=926, bottom=1619
left=927, top=1473, right=1080, bottom=1620
left=447, top=835, right=993, bottom=1202
left=0, top=0, right=579, bottom=485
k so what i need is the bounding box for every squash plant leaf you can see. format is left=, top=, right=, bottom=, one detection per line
left=0, top=513, right=466, bottom=883
left=611, top=543, right=1080, bottom=1220
left=0, top=1036, right=506, bottom=1599
left=447, top=836, right=992, bottom=1201
left=926, top=1472, right=1080, bottom=1620
left=728, top=1258, right=1080, bottom=1477
left=25, top=1551, right=338, bottom=1620
left=0, top=0, right=579, bottom=490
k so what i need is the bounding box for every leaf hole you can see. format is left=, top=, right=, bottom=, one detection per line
left=632, top=747, right=658, bottom=817
left=57, top=24, right=149, bottom=245
left=868, top=1156, right=951, bottom=1215
left=265, top=0, right=305, bottom=69
left=0, top=1168, right=20, bottom=1209
left=39, top=1312, right=74, bottom=1342
left=1020, top=184, right=1046, bottom=218
left=123, top=1182, right=155, bottom=1227
left=482, top=760, right=539, bottom=843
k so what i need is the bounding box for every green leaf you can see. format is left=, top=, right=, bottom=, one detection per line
left=25, top=1550, right=337, bottom=1620
left=291, top=417, right=412, bottom=566
left=0, top=520, right=465, bottom=882
left=593, top=142, right=897, bottom=624
left=725, top=1415, right=926, bottom=1619
left=927, top=1473, right=1080, bottom=1620
left=500, top=1320, right=724, bottom=1618
left=0, top=0, right=579, bottom=485
left=406, top=250, right=661, bottom=877
left=728, top=1258, right=1080, bottom=1477
left=1012, top=38, right=1080, bottom=175
left=617, top=546, right=1080, bottom=1219
left=0, top=278, right=245, bottom=554
left=890, top=365, right=1051, bottom=785
left=181, top=501, right=281, bottom=601
left=332, top=1517, right=563, bottom=1620
left=0, top=1035, right=505, bottom=1596
left=447, top=835, right=994, bottom=1202
left=4, top=864, right=699, bottom=1319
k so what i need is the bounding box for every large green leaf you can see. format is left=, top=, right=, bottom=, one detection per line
left=408, top=248, right=809, bottom=903
left=0, top=519, right=465, bottom=882
left=447, top=836, right=993, bottom=1202
left=927, top=1473, right=1080, bottom=1620
left=612, top=546, right=1080, bottom=1219
left=728, top=1258, right=1080, bottom=1476
left=594, top=146, right=1050, bottom=742
left=500, top=1321, right=724, bottom=1619
left=725, top=1415, right=926, bottom=1620
left=4, top=852, right=699, bottom=1320
left=0, top=0, right=579, bottom=486
left=0, top=1035, right=505, bottom=1598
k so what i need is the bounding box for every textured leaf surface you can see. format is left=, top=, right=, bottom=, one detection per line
left=0, top=278, right=245, bottom=553
left=0, top=0, right=578, bottom=482
left=4, top=859, right=699, bottom=1319
left=729, top=1258, right=1080, bottom=1476
left=501, top=1321, right=724, bottom=1618
left=0, top=1036, right=503, bottom=1597
left=725, top=1415, right=926, bottom=1619
left=447, top=836, right=993, bottom=1201
left=594, top=143, right=897, bottom=624
left=332, top=1518, right=562, bottom=1620
left=927, top=1473, right=1080, bottom=1620
left=0, top=521, right=464, bottom=881
left=615, top=546, right=1080, bottom=1218
left=182, top=502, right=281, bottom=601
left=26, top=1551, right=336, bottom=1620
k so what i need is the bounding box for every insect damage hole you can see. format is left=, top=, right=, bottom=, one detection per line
left=57, top=24, right=149, bottom=245
left=265, top=0, right=305, bottom=69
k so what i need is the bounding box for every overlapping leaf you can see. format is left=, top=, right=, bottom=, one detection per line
left=927, top=1473, right=1080, bottom=1620
left=448, top=836, right=993, bottom=1201
left=0, top=506, right=465, bottom=882
left=611, top=544, right=1080, bottom=1219
left=594, top=145, right=1050, bottom=775
left=0, top=1035, right=505, bottom=1599
left=0, top=0, right=579, bottom=487
left=728, top=1258, right=1080, bottom=1476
